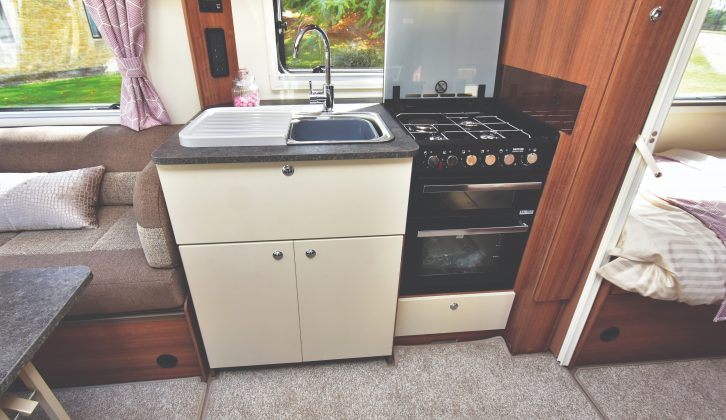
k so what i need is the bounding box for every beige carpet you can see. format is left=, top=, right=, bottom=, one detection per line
left=575, top=357, right=726, bottom=420
left=26, top=377, right=206, bottom=420
left=204, top=337, right=600, bottom=419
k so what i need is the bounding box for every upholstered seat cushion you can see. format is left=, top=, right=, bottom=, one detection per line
left=0, top=206, right=139, bottom=255
left=0, top=205, right=186, bottom=316
left=0, top=250, right=186, bottom=316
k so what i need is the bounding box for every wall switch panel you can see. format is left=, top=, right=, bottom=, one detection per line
left=198, top=0, right=222, bottom=12
left=204, top=28, right=229, bottom=78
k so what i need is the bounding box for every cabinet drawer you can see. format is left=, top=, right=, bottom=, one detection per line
left=157, top=158, right=412, bottom=244
left=394, top=291, right=515, bottom=337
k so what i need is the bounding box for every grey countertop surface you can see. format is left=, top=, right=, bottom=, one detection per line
left=152, top=104, right=418, bottom=165
left=0, top=266, right=92, bottom=395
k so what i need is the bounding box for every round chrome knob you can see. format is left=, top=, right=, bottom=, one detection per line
left=484, top=154, right=497, bottom=166
left=445, top=155, right=459, bottom=168
left=503, top=154, right=515, bottom=166
left=526, top=152, right=539, bottom=165
left=427, top=155, right=441, bottom=168
left=450, top=302, right=459, bottom=310
left=282, top=165, right=294, bottom=176
left=305, top=249, right=316, bottom=258
left=465, top=155, right=478, bottom=167
left=272, top=251, right=283, bottom=260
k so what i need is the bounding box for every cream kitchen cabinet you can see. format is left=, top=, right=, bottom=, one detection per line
left=179, top=241, right=302, bottom=368
left=158, top=158, right=412, bottom=369
left=180, top=236, right=403, bottom=368
left=295, top=236, right=402, bottom=362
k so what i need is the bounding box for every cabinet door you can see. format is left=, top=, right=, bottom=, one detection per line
left=295, top=236, right=403, bottom=361
left=179, top=242, right=302, bottom=368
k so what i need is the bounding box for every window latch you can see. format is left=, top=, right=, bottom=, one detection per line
left=275, top=20, right=287, bottom=35
left=635, top=134, right=662, bottom=178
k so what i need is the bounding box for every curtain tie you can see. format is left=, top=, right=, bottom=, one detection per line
left=117, top=57, right=147, bottom=78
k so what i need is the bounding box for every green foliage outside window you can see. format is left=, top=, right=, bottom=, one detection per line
left=281, top=0, right=385, bottom=71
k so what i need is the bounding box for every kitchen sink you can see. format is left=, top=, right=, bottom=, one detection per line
left=178, top=108, right=394, bottom=147
left=287, top=112, right=394, bottom=145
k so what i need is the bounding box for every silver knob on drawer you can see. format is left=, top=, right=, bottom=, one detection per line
left=450, top=302, right=459, bottom=310
left=305, top=249, right=316, bottom=258
left=282, top=165, right=294, bottom=176
left=272, top=251, right=283, bottom=260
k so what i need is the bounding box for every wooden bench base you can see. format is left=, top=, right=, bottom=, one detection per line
left=31, top=303, right=207, bottom=388
left=573, top=290, right=726, bottom=366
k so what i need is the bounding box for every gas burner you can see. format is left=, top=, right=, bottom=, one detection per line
left=413, top=125, right=437, bottom=133
left=478, top=132, right=499, bottom=140
left=459, top=120, right=480, bottom=128
left=428, top=134, right=447, bottom=141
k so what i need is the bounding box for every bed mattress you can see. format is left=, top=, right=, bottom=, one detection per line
left=598, top=149, right=726, bottom=322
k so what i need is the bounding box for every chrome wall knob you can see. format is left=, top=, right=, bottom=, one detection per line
left=650, top=6, right=663, bottom=22
left=450, top=302, right=459, bottom=310
left=272, top=251, right=283, bottom=260
left=305, top=249, right=316, bottom=258
left=282, top=165, right=294, bottom=176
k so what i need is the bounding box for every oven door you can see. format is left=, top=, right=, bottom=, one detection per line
left=400, top=215, right=529, bottom=296
left=412, top=180, right=543, bottom=224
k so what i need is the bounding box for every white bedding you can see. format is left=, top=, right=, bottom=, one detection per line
left=597, top=149, right=726, bottom=321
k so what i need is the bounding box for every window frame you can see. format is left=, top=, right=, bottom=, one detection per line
left=261, top=0, right=383, bottom=96
left=271, top=0, right=385, bottom=75
left=0, top=0, right=121, bottom=125
left=672, top=0, right=726, bottom=102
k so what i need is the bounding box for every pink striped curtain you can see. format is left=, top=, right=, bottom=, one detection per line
left=84, top=0, right=171, bottom=131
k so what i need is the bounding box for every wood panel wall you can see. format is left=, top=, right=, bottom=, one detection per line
left=501, top=0, right=694, bottom=354
left=182, top=0, right=238, bottom=108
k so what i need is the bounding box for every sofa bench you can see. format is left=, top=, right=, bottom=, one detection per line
left=0, top=125, right=206, bottom=386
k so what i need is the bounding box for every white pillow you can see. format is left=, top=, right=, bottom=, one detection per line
left=0, top=166, right=106, bottom=232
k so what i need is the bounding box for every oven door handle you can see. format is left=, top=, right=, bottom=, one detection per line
left=417, top=222, right=530, bottom=238
left=422, top=182, right=543, bottom=193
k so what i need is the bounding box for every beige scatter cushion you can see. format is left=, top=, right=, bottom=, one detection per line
left=0, top=166, right=105, bottom=232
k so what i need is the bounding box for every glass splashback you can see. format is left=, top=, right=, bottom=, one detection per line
left=383, top=0, right=506, bottom=99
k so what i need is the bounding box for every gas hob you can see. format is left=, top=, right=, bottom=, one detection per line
left=392, top=109, right=558, bottom=175
left=397, top=112, right=532, bottom=142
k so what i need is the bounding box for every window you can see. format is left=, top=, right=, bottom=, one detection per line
left=0, top=0, right=18, bottom=69
left=83, top=4, right=102, bottom=39
left=676, top=0, right=726, bottom=100
left=0, top=0, right=120, bottom=109
left=274, top=0, right=385, bottom=73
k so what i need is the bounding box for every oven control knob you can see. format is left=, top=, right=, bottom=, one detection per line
left=503, top=153, right=516, bottom=166
left=525, top=152, right=539, bottom=165
left=465, top=154, right=478, bottom=167
left=446, top=155, right=459, bottom=168
left=484, top=154, right=497, bottom=166
left=427, top=155, right=440, bottom=168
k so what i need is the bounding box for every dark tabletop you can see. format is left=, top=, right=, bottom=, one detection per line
left=152, top=104, right=418, bottom=165
left=0, top=266, right=92, bottom=395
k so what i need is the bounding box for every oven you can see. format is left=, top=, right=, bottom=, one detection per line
left=400, top=175, right=545, bottom=295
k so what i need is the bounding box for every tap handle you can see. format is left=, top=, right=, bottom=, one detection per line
left=308, top=80, right=323, bottom=95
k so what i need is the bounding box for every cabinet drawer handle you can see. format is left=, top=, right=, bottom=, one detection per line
left=272, top=251, right=283, bottom=260
left=450, top=302, right=459, bottom=310
left=282, top=165, right=294, bottom=176
left=305, top=249, right=316, bottom=258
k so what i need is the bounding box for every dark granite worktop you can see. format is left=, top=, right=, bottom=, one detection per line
left=0, top=266, right=92, bottom=395
left=152, top=104, right=418, bottom=165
